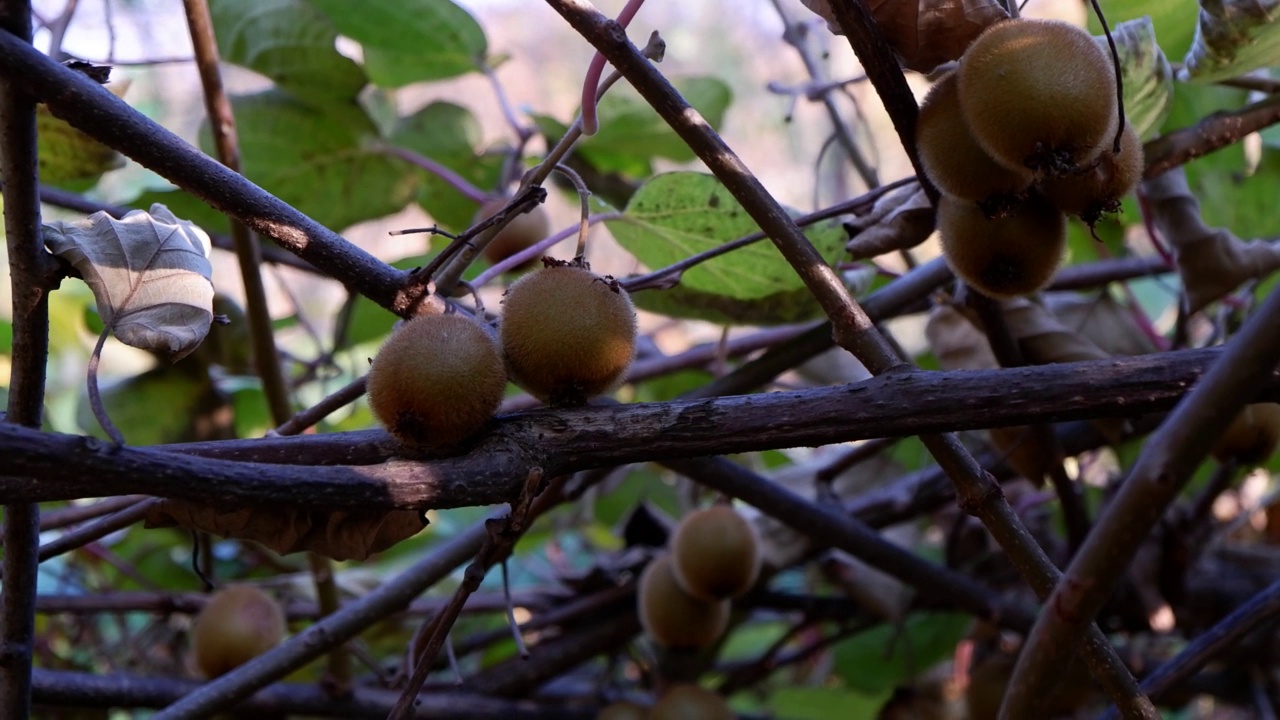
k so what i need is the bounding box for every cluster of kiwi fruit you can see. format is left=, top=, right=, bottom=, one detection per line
left=367, top=255, right=637, bottom=451
left=637, top=506, right=762, bottom=651
left=916, top=18, right=1143, bottom=299
left=190, top=584, right=287, bottom=678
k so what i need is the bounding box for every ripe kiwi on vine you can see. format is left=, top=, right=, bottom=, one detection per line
left=938, top=194, right=1067, bottom=299
left=915, top=71, right=1033, bottom=216
left=1212, top=403, right=1280, bottom=465
left=366, top=312, right=507, bottom=451
left=650, top=684, right=734, bottom=720
left=637, top=554, right=730, bottom=650
left=472, top=196, right=551, bottom=271
left=191, top=584, right=287, bottom=678
left=957, top=18, right=1118, bottom=176
left=500, top=258, right=637, bottom=406
left=1040, top=121, right=1143, bottom=224
left=670, top=505, right=761, bottom=602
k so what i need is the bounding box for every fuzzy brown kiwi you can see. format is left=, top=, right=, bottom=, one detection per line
left=650, top=684, right=734, bottom=720
left=670, top=506, right=761, bottom=601
left=595, top=701, right=649, bottom=720
left=500, top=260, right=637, bottom=405
left=1041, top=121, right=1143, bottom=223
left=191, top=584, right=286, bottom=678
left=473, top=197, right=552, bottom=270
left=366, top=313, right=507, bottom=450
left=637, top=554, right=730, bottom=650
left=938, top=194, right=1068, bottom=299
left=958, top=19, right=1119, bottom=176
left=916, top=72, right=1033, bottom=215
left=1212, top=403, right=1280, bottom=464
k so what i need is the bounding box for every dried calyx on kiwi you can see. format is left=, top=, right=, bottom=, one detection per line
left=957, top=18, right=1118, bottom=177
left=366, top=312, right=507, bottom=451
left=191, top=584, right=287, bottom=678
left=937, top=194, right=1068, bottom=299
left=1041, top=121, right=1143, bottom=225
left=500, top=258, right=637, bottom=406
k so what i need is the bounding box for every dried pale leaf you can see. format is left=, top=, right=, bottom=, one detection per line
left=145, top=500, right=426, bottom=561
left=1107, top=17, right=1175, bottom=139
left=43, top=204, right=215, bottom=360
left=1144, top=167, right=1280, bottom=313
left=845, top=185, right=936, bottom=260
left=925, top=303, right=997, bottom=371
left=1000, top=298, right=1110, bottom=365
left=1043, top=292, right=1160, bottom=357
left=1182, top=0, right=1280, bottom=83
left=801, top=0, right=1008, bottom=72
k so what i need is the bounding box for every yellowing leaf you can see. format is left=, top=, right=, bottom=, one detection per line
left=44, top=204, right=215, bottom=360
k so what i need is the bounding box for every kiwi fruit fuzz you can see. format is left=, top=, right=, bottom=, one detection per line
left=500, top=260, right=637, bottom=405
left=1041, top=121, right=1144, bottom=223
left=473, top=196, right=551, bottom=270
left=916, top=71, right=1033, bottom=215
left=958, top=18, right=1118, bottom=176
left=191, top=584, right=287, bottom=678
left=670, top=506, right=761, bottom=602
left=650, top=684, right=734, bottom=720
left=637, top=554, right=730, bottom=650
left=367, top=313, right=507, bottom=451
left=938, top=194, right=1068, bottom=298
left=1212, top=403, right=1280, bottom=464
left=595, top=701, right=649, bottom=720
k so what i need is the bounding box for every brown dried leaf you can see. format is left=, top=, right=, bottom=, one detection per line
left=844, top=185, right=936, bottom=260
left=801, top=0, right=1009, bottom=72
left=1043, top=292, right=1160, bottom=357
left=1000, top=298, right=1110, bottom=365
left=1145, top=167, right=1280, bottom=313
left=145, top=500, right=425, bottom=561
left=925, top=303, right=997, bottom=371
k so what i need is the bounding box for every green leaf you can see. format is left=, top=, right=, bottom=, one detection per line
left=308, top=0, right=486, bottom=87
left=0, top=319, right=11, bottom=354
left=76, top=365, right=228, bottom=445
left=608, top=172, right=847, bottom=300
left=128, top=189, right=231, bottom=238
left=1093, top=1, right=1199, bottom=60
left=586, top=77, right=733, bottom=175
left=218, top=90, right=418, bottom=231
left=1109, top=17, right=1174, bottom=139
left=833, top=612, right=972, bottom=694
left=389, top=102, right=506, bottom=229
left=35, top=104, right=124, bottom=187
left=1181, top=0, right=1280, bottom=83
left=630, top=283, right=824, bottom=326
left=210, top=0, right=366, bottom=105
left=766, top=686, right=889, bottom=720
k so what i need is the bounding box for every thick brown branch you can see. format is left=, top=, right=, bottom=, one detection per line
left=1, top=348, right=1276, bottom=509
left=1143, top=93, right=1280, bottom=179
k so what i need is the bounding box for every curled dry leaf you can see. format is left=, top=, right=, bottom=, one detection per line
left=1144, top=167, right=1280, bottom=313
left=1181, top=0, right=1280, bottom=83
left=145, top=500, right=426, bottom=561
left=800, top=0, right=1008, bottom=72
left=844, top=184, right=936, bottom=261
left=44, top=204, right=215, bottom=360
left=1106, top=17, right=1174, bottom=140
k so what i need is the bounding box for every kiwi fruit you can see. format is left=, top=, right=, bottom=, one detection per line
left=958, top=19, right=1118, bottom=176
left=938, top=194, right=1067, bottom=299
left=650, top=684, right=734, bottom=720
left=670, top=506, right=761, bottom=601
left=638, top=554, right=730, bottom=650
left=473, top=197, right=551, bottom=270
left=191, top=584, right=287, bottom=678
left=1041, top=121, right=1143, bottom=223
left=915, top=72, right=1033, bottom=215
left=367, top=313, right=507, bottom=450
left=500, top=260, right=637, bottom=405
left=595, top=701, right=649, bottom=720
left=1212, top=403, right=1280, bottom=464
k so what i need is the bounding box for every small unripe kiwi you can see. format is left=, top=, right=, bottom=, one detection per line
left=650, top=684, right=734, bottom=720
left=670, top=506, right=761, bottom=601
left=595, top=701, right=648, bottom=720
left=638, top=554, right=730, bottom=650
left=1041, top=122, right=1143, bottom=223
left=916, top=72, right=1033, bottom=215
left=1212, top=403, right=1280, bottom=464
left=938, top=194, right=1067, bottom=299
left=500, top=260, right=637, bottom=405
left=367, top=313, right=507, bottom=450
left=191, top=584, right=286, bottom=678
left=473, top=197, right=551, bottom=270
left=958, top=19, right=1119, bottom=175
